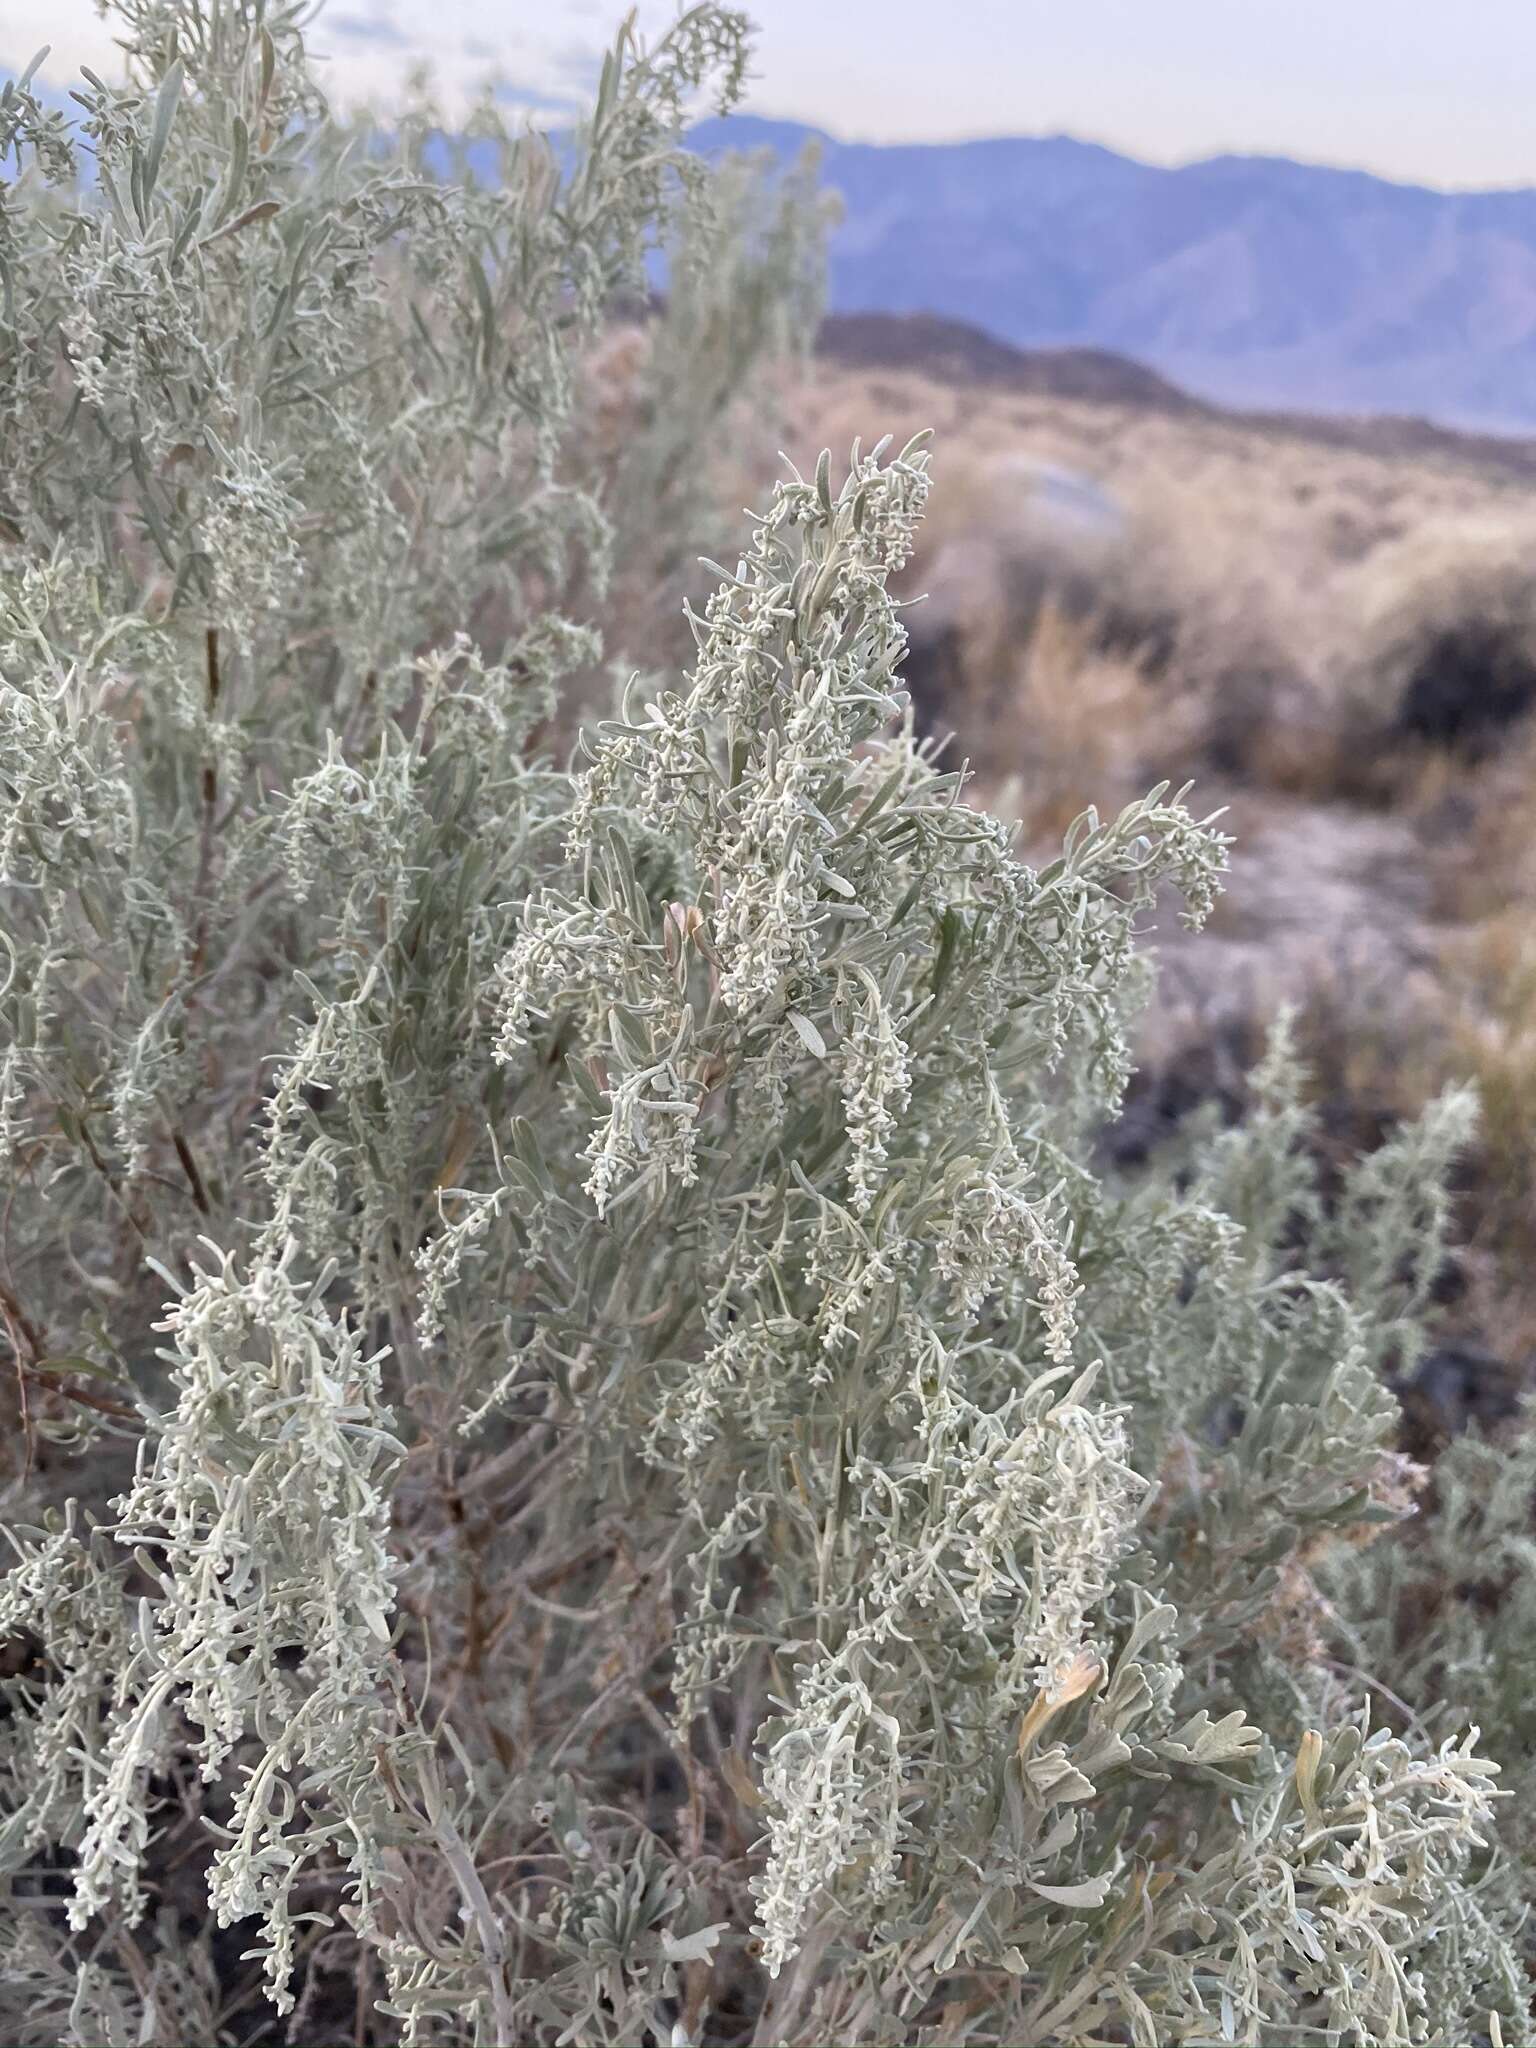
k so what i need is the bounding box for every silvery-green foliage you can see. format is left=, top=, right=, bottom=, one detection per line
left=1322, top=1399, right=1536, bottom=1839
left=1, top=3, right=1532, bottom=2043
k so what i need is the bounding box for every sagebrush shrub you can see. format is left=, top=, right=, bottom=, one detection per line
left=1, top=6, right=1532, bottom=2045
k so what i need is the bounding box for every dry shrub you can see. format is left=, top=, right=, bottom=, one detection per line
left=1330, top=512, right=1536, bottom=798
left=1098, top=462, right=1376, bottom=795
left=978, top=598, right=1189, bottom=841
left=876, top=449, right=1180, bottom=795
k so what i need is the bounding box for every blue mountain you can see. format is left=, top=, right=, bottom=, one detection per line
left=686, top=116, right=1536, bottom=433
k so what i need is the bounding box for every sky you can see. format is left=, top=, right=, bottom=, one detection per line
left=11, top=0, right=1536, bottom=193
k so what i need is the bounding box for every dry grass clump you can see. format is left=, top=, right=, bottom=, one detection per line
left=975, top=600, right=1194, bottom=843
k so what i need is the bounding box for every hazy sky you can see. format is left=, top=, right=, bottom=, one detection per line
left=11, top=0, right=1536, bottom=192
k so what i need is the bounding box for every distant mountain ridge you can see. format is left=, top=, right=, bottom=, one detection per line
left=686, top=116, right=1536, bottom=434
left=815, top=310, right=1204, bottom=412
